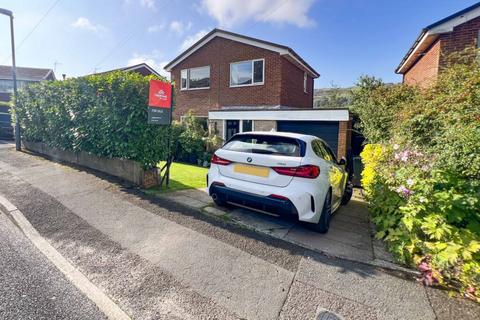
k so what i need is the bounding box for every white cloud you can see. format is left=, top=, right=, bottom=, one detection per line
left=140, top=0, right=156, bottom=9
left=127, top=51, right=170, bottom=79
left=71, top=17, right=106, bottom=34
left=123, top=0, right=157, bottom=10
left=169, top=20, right=193, bottom=35
left=201, top=0, right=315, bottom=28
left=180, top=30, right=209, bottom=51
left=147, top=24, right=165, bottom=33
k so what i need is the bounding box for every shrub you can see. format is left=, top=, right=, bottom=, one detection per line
left=362, top=143, right=480, bottom=298
left=178, top=111, right=207, bottom=160
left=15, top=71, right=171, bottom=169
left=359, top=144, right=385, bottom=198
left=350, top=76, right=418, bottom=144
left=356, top=53, right=480, bottom=301
left=170, top=111, right=222, bottom=164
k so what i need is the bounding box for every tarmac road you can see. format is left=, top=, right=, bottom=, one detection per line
left=0, top=212, right=106, bottom=320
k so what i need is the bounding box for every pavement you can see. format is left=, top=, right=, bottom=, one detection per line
left=0, top=143, right=478, bottom=320
left=0, top=209, right=106, bottom=320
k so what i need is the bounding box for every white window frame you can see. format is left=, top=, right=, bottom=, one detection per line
left=180, top=66, right=210, bottom=91
left=240, top=119, right=254, bottom=133
left=180, top=69, right=188, bottom=90
left=303, top=72, right=308, bottom=93
left=229, top=58, right=265, bottom=88
left=222, top=119, right=255, bottom=140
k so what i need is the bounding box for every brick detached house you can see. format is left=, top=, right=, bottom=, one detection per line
left=0, top=65, right=55, bottom=139
left=396, top=2, right=480, bottom=87
left=164, top=29, right=352, bottom=159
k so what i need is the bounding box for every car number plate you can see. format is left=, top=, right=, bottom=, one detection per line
left=234, top=164, right=270, bottom=177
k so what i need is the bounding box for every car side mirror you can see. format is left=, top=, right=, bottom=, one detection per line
left=338, top=157, right=347, bottom=166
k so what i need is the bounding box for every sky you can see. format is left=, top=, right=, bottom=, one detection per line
left=0, top=0, right=478, bottom=88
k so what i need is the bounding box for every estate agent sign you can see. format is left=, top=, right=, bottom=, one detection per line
left=147, top=79, right=174, bottom=187
left=148, top=80, right=172, bottom=125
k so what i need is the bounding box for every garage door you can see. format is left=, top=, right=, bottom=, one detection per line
left=277, top=121, right=339, bottom=155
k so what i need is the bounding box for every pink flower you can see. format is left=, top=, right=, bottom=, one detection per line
left=418, top=262, right=431, bottom=272
left=417, top=259, right=437, bottom=287
left=396, top=185, right=413, bottom=197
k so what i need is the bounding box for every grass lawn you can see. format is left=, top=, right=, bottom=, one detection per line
left=145, top=161, right=208, bottom=194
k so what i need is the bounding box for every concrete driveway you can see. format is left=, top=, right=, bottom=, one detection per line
left=162, top=188, right=398, bottom=268
left=0, top=140, right=14, bottom=150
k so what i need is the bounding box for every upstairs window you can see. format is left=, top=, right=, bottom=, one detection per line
left=230, top=59, right=264, bottom=87
left=180, top=66, right=210, bottom=90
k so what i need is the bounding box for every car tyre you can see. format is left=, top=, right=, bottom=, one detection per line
left=341, top=181, right=353, bottom=205
left=310, top=190, right=332, bottom=234
left=212, top=196, right=227, bottom=207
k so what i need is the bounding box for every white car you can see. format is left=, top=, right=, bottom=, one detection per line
left=207, top=131, right=353, bottom=233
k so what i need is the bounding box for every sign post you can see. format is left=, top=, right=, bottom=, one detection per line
left=148, top=79, right=174, bottom=187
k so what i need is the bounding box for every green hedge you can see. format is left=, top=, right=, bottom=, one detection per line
left=353, top=53, right=480, bottom=301
left=15, top=71, right=171, bottom=169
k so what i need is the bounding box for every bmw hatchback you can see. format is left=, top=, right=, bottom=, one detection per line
left=207, top=132, right=352, bottom=233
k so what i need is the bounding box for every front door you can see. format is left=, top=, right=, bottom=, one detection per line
left=226, top=120, right=240, bottom=140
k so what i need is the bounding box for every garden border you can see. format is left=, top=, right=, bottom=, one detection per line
left=23, top=141, right=158, bottom=188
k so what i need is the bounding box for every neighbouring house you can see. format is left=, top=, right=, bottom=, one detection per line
left=396, top=2, right=480, bottom=87
left=164, top=28, right=352, bottom=159
left=91, top=63, right=162, bottom=77
left=0, top=65, right=55, bottom=139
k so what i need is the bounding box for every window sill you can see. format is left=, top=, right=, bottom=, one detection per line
left=180, top=87, right=210, bottom=91
left=229, top=82, right=264, bottom=88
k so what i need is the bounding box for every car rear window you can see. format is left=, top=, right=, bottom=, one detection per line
left=223, top=134, right=304, bottom=157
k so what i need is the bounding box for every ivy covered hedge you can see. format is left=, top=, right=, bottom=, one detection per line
left=352, top=52, right=480, bottom=301
left=15, top=71, right=171, bottom=169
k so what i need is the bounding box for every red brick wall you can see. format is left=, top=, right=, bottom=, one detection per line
left=403, top=16, right=480, bottom=88
left=403, top=40, right=441, bottom=88
left=280, top=58, right=314, bottom=108
left=171, top=37, right=313, bottom=119
left=439, top=15, right=480, bottom=68
left=337, top=120, right=351, bottom=160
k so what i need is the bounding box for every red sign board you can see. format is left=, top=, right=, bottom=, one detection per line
left=148, top=80, right=172, bottom=108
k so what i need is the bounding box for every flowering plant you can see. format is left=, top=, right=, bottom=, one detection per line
left=356, top=51, right=480, bottom=301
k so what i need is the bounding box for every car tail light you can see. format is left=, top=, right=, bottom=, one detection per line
left=211, top=154, right=231, bottom=166
left=272, top=165, right=320, bottom=179
left=269, top=194, right=289, bottom=201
